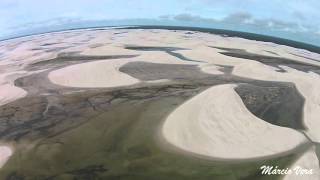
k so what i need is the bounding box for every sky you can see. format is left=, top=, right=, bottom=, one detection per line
left=1, top=0, right=320, bottom=46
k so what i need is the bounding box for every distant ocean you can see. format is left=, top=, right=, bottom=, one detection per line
left=124, top=26, right=320, bottom=54
left=1, top=25, right=320, bottom=54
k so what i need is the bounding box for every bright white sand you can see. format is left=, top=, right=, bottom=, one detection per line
left=284, top=146, right=320, bottom=180
left=48, top=49, right=215, bottom=88
left=0, top=71, right=30, bottom=107
left=45, top=29, right=316, bottom=90
left=48, top=59, right=140, bottom=88
left=176, top=42, right=320, bottom=143
left=146, top=79, right=171, bottom=84
left=162, top=84, right=306, bottom=159
left=198, top=63, right=224, bottom=75
left=0, top=73, right=28, bottom=170
left=0, top=84, right=27, bottom=106
left=0, top=146, right=12, bottom=168
left=80, top=46, right=138, bottom=56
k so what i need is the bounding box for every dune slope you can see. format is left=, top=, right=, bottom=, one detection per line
left=162, top=84, right=306, bottom=159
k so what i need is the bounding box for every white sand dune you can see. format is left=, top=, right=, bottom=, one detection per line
left=0, top=84, right=27, bottom=106
left=177, top=44, right=320, bottom=144
left=80, top=46, right=138, bottom=56
left=0, top=146, right=12, bottom=169
left=48, top=59, right=140, bottom=88
left=0, top=75, right=28, bottom=170
left=284, top=146, right=320, bottom=180
left=48, top=50, right=220, bottom=88
left=162, top=84, right=306, bottom=159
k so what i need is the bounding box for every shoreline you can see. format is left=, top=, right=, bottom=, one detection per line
left=2, top=25, right=320, bottom=54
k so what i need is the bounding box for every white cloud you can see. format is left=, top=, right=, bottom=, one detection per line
left=168, top=12, right=313, bottom=34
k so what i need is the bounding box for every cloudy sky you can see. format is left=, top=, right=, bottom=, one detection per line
left=1, top=0, right=320, bottom=46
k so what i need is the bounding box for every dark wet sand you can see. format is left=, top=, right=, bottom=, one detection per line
left=125, top=46, right=203, bottom=62
left=212, top=46, right=320, bottom=74
left=0, top=85, right=306, bottom=180
left=235, top=83, right=305, bottom=130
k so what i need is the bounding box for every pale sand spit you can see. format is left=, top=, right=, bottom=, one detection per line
left=198, top=63, right=224, bottom=75
left=0, top=146, right=12, bottom=169
left=0, top=84, right=27, bottom=106
left=162, top=84, right=306, bottom=159
left=284, top=146, right=320, bottom=180
left=0, top=76, right=27, bottom=169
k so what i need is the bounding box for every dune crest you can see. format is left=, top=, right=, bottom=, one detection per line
left=48, top=59, right=140, bottom=88
left=162, top=84, right=306, bottom=159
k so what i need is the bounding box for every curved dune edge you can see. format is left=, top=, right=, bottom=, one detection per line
left=48, top=51, right=223, bottom=88
left=48, top=59, right=140, bottom=88
left=0, top=71, right=28, bottom=107
left=177, top=46, right=320, bottom=143
left=162, top=84, right=306, bottom=159
left=0, top=72, right=46, bottom=169
left=232, top=62, right=320, bottom=143
left=0, top=84, right=26, bottom=169
left=284, top=146, right=320, bottom=180
left=0, top=145, right=13, bottom=169
left=0, top=84, right=27, bottom=106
